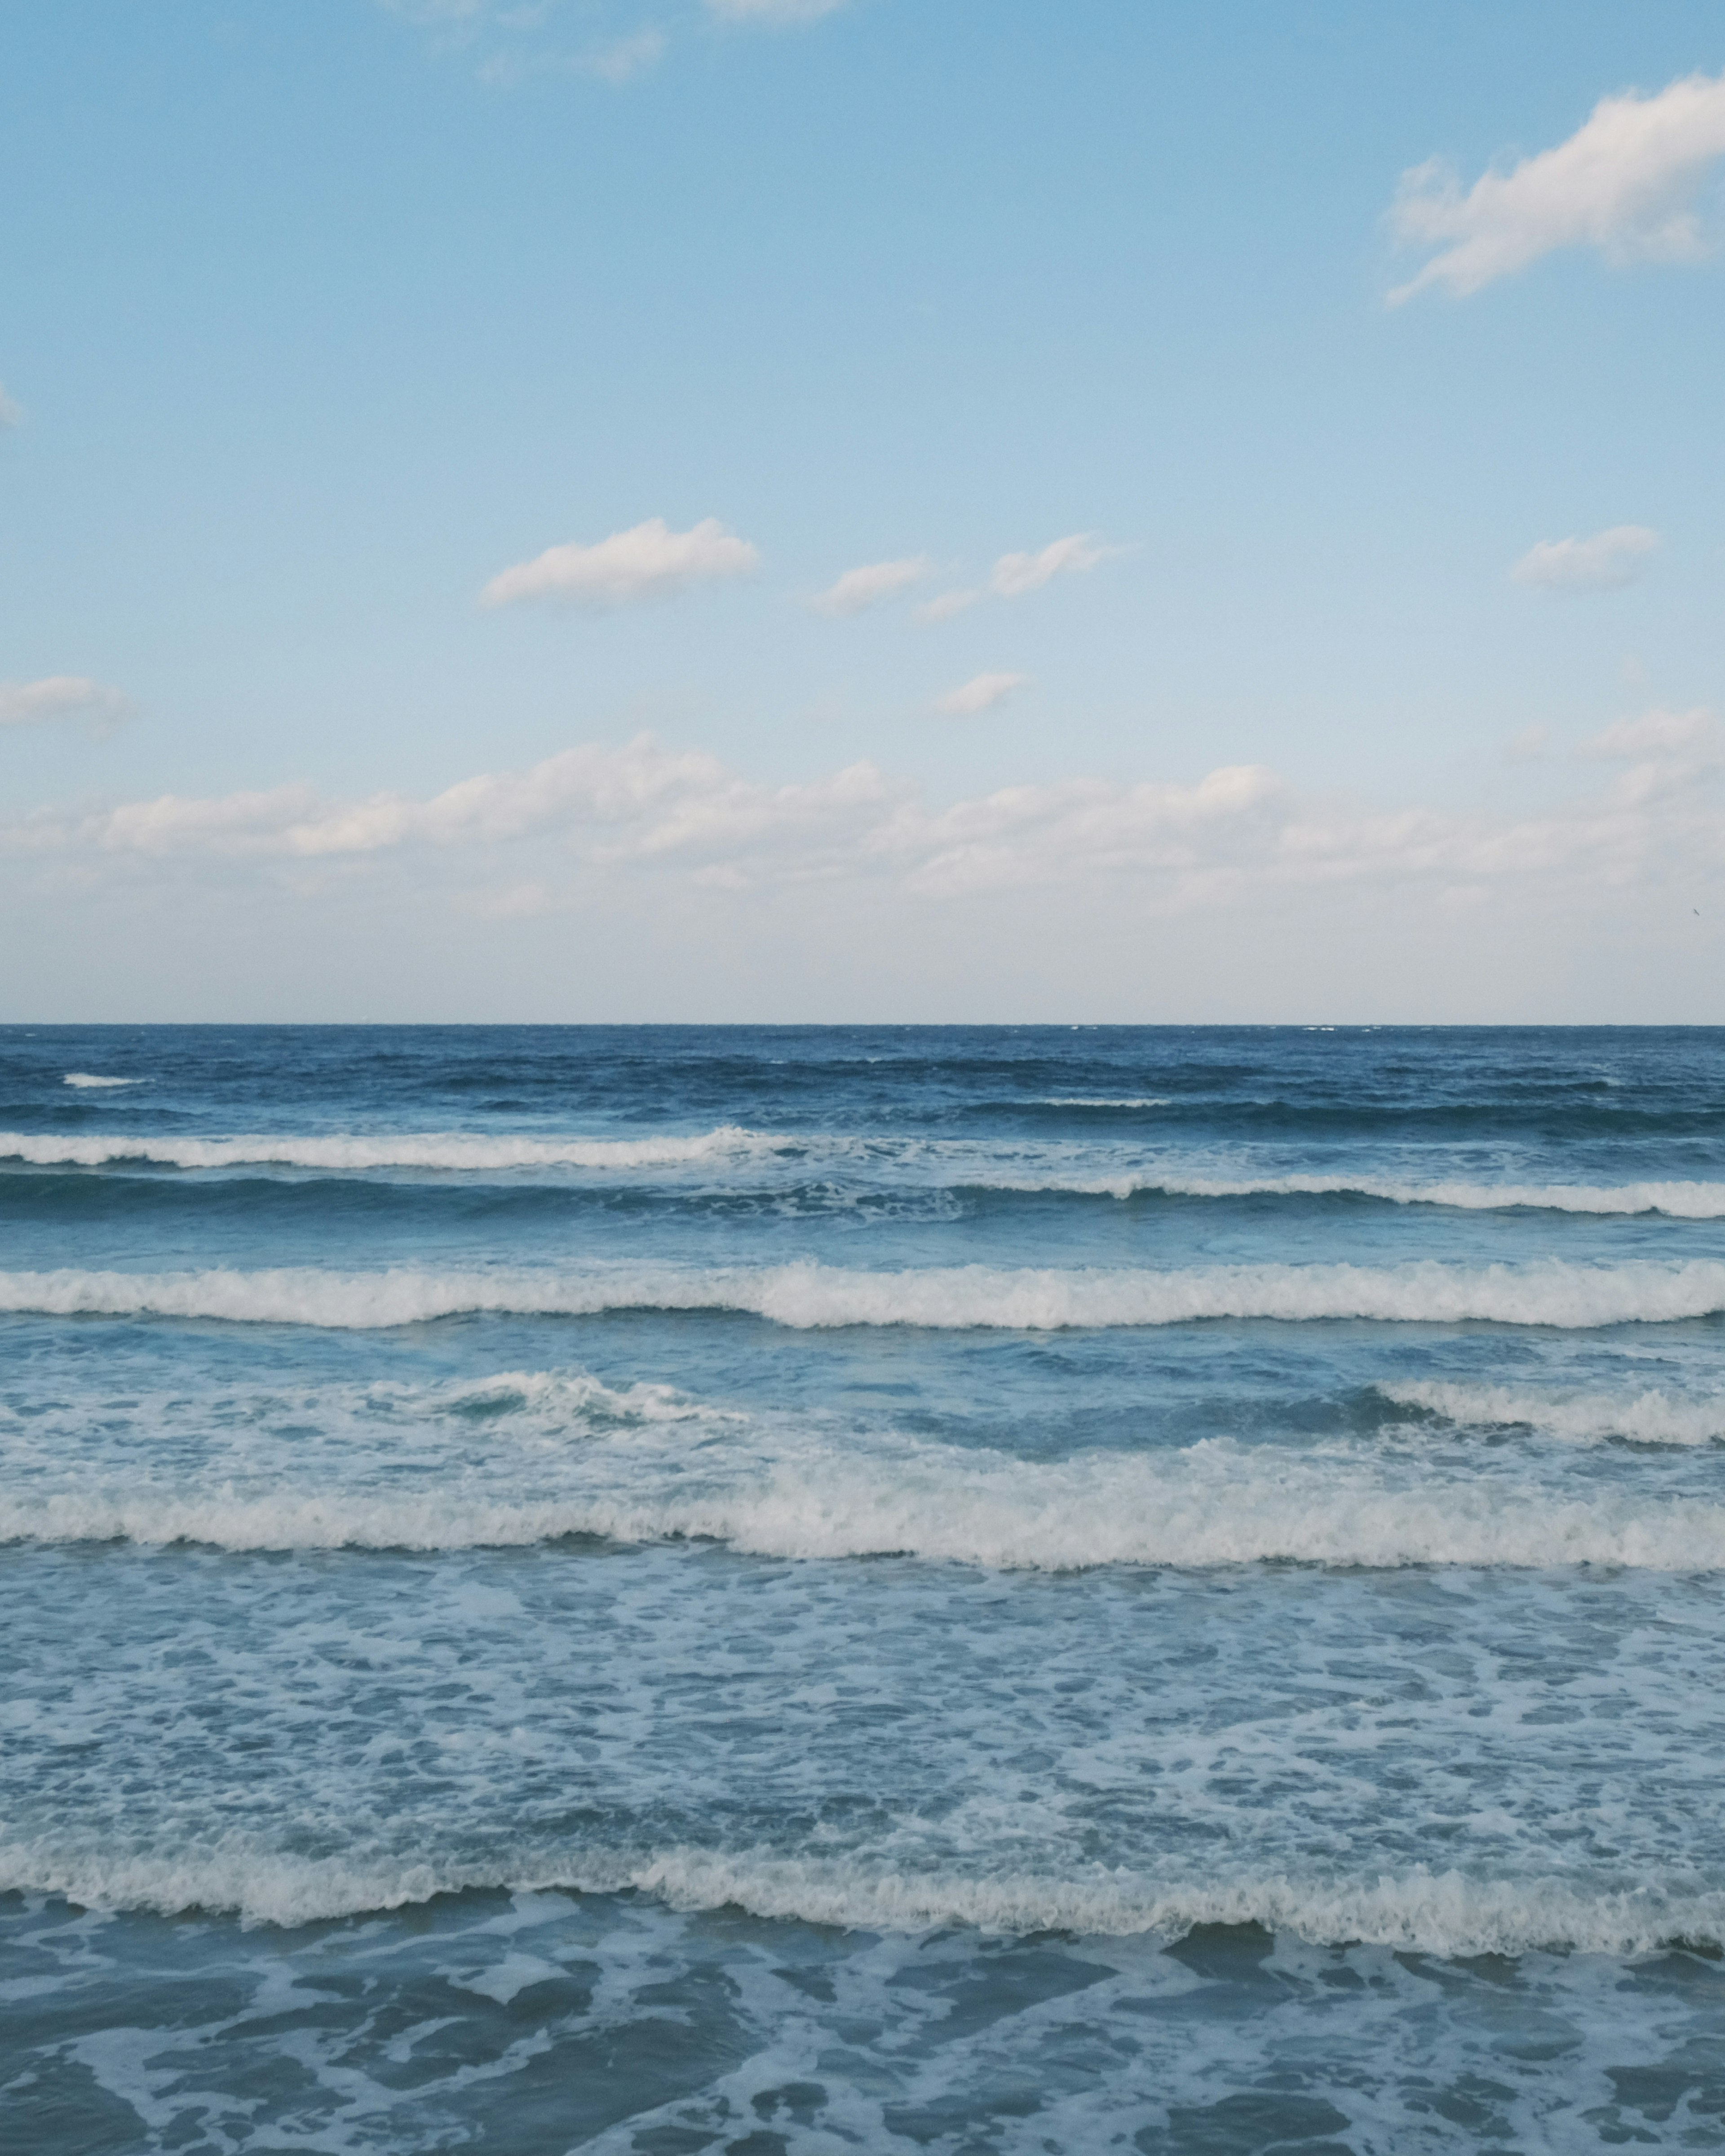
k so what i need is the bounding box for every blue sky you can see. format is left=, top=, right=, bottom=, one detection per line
left=4, top=0, right=1724, bottom=1019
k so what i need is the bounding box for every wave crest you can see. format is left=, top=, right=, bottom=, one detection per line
left=1380, top=1379, right=1725, bottom=1448
left=1, top=1835, right=1715, bottom=1955
left=0, top=1125, right=780, bottom=1171
left=9, top=1423, right=1725, bottom=1570
left=4, top=1256, right=1725, bottom=1331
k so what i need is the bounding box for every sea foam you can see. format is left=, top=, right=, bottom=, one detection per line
left=1380, top=1379, right=1725, bottom=1448
left=0, top=1125, right=780, bottom=1171
left=979, top=1171, right=1725, bottom=1217
left=1, top=1834, right=1716, bottom=1956
left=4, top=1256, right=1725, bottom=1330
left=9, top=1423, right=1725, bottom=1569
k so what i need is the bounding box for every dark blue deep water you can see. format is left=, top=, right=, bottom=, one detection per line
left=5, top=1025, right=1725, bottom=2152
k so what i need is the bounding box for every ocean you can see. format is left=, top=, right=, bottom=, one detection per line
left=4, top=1023, right=1725, bottom=2153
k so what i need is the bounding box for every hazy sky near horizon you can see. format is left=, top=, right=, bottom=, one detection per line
left=4, top=0, right=1725, bottom=1020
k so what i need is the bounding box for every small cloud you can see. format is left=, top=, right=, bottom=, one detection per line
left=481, top=516, right=760, bottom=610
left=915, top=588, right=981, bottom=624
left=481, top=27, right=666, bottom=85
left=578, top=29, right=666, bottom=82
left=0, top=676, right=130, bottom=733
left=935, top=671, right=1028, bottom=717
left=808, top=556, right=930, bottom=617
left=1389, top=71, right=1725, bottom=303
left=0, top=384, right=20, bottom=428
left=1503, top=724, right=1552, bottom=762
left=991, top=533, right=1117, bottom=599
left=1577, top=707, right=1714, bottom=759
left=704, top=0, right=850, bottom=23
left=1510, top=525, right=1659, bottom=591
left=464, top=879, right=559, bottom=919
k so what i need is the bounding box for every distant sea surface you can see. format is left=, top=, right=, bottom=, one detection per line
left=6, top=1024, right=1725, bottom=2153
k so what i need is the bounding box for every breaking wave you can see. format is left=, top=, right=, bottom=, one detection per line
left=2, top=1836, right=1716, bottom=1955
left=1380, top=1379, right=1725, bottom=1448
left=9, top=1424, right=1725, bottom=1569
left=62, top=1073, right=142, bottom=1089
left=0, top=1125, right=783, bottom=1172
left=1036, top=1096, right=1174, bottom=1109
left=981, top=1171, right=1725, bottom=1217
left=6, top=1256, right=1725, bottom=1330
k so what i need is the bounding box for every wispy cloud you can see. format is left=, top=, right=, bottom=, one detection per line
left=481, top=516, right=760, bottom=610
left=0, top=384, right=20, bottom=428
left=990, top=533, right=1115, bottom=597
left=704, top=0, right=851, bottom=24
left=915, top=589, right=981, bottom=623
left=0, top=676, right=130, bottom=732
left=478, top=28, right=668, bottom=86
left=918, top=533, right=1120, bottom=623
left=380, top=2, right=669, bottom=85
left=1511, top=525, right=1659, bottom=591
left=1578, top=707, right=1714, bottom=760
left=1390, top=71, right=1725, bottom=303
left=578, top=29, right=666, bottom=82
left=808, top=556, right=930, bottom=616
left=15, top=711, right=1718, bottom=920
left=935, top=672, right=1027, bottom=717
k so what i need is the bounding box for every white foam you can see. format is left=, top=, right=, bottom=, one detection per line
left=62, top=1073, right=142, bottom=1089
left=1380, top=1379, right=1725, bottom=1448
left=9, top=1424, right=1725, bottom=1570
left=2, top=1836, right=1715, bottom=1955
left=982, top=1171, right=1725, bottom=1217
left=1038, top=1097, right=1174, bottom=1109
left=0, top=1124, right=780, bottom=1171
left=5, top=1256, right=1725, bottom=1331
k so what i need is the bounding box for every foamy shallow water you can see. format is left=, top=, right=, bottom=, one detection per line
left=5, top=1022, right=1725, bottom=2151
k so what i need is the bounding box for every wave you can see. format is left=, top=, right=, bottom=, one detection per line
left=5, top=1257, right=1725, bottom=1331
left=0, top=1124, right=782, bottom=1172
left=62, top=1073, right=143, bottom=1089
left=10, top=1425, right=1725, bottom=1569
left=978, top=1171, right=1725, bottom=1217
left=1, top=1836, right=1716, bottom=1954
left=1380, top=1380, right=1725, bottom=1448
left=11, top=1122, right=1725, bottom=1222
left=1036, top=1096, right=1174, bottom=1109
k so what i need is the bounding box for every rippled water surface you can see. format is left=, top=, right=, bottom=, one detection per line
left=4, top=1024, right=1725, bottom=2152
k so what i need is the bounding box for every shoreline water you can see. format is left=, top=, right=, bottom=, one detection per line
left=6, top=1025, right=1725, bottom=2149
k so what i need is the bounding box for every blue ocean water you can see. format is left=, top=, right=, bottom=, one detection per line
left=4, top=1024, right=1725, bottom=2153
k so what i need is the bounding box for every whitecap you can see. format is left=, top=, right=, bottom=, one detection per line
left=975, top=1171, right=1725, bottom=1218
left=8, top=1415, right=1725, bottom=1570
left=0, top=1124, right=783, bottom=1171
left=1, top=1834, right=1716, bottom=1956
left=4, top=1255, right=1724, bottom=1331
left=1380, top=1379, right=1725, bottom=1448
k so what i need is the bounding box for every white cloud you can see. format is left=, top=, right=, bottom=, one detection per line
left=1578, top=707, right=1714, bottom=759
left=478, top=28, right=667, bottom=87
left=913, top=534, right=1118, bottom=623
left=915, top=589, right=981, bottom=623
left=380, top=4, right=670, bottom=88
left=704, top=0, right=850, bottom=23
left=0, top=384, right=20, bottom=428
left=1511, top=525, right=1659, bottom=591
left=1390, top=71, right=1725, bottom=303
left=935, top=671, right=1028, bottom=717
left=577, top=30, right=666, bottom=83
left=990, top=533, right=1114, bottom=598
left=808, top=556, right=930, bottom=616
left=15, top=712, right=1719, bottom=924
left=0, top=676, right=129, bottom=730
left=480, top=516, right=760, bottom=610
